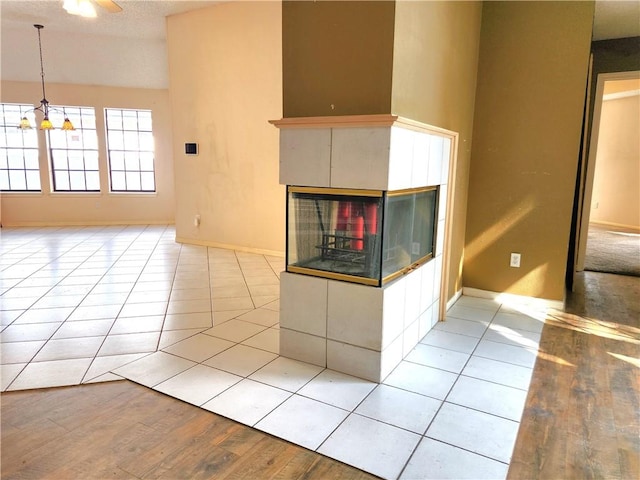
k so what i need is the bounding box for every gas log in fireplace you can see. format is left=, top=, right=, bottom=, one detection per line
left=287, top=186, right=438, bottom=286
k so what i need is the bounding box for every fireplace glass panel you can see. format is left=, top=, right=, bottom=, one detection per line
left=382, top=189, right=437, bottom=281
left=287, top=186, right=438, bottom=286
left=287, top=188, right=383, bottom=285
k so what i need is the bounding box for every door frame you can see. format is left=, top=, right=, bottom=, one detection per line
left=574, top=69, right=640, bottom=275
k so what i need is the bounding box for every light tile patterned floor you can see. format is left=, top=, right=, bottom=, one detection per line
left=0, top=225, right=547, bottom=480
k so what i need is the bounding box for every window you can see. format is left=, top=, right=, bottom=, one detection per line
left=48, top=106, right=100, bottom=191
left=0, top=103, right=41, bottom=191
left=105, top=109, right=155, bottom=192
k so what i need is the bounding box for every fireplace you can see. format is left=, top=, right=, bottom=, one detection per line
left=271, top=114, right=455, bottom=381
left=287, top=186, right=438, bottom=286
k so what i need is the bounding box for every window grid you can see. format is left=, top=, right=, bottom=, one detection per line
left=48, top=106, right=100, bottom=192
left=0, top=103, right=41, bottom=192
left=105, top=108, right=155, bottom=192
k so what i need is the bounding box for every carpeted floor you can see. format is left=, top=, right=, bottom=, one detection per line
left=584, top=224, right=640, bottom=277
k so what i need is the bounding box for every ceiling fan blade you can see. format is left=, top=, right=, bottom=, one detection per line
left=95, top=0, right=122, bottom=13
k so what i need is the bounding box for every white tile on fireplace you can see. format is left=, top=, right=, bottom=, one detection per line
left=327, top=339, right=382, bottom=383
left=155, top=364, right=242, bottom=407
left=400, top=437, right=509, bottom=480
left=327, top=281, right=383, bottom=350
left=403, top=269, right=422, bottom=328
left=388, top=126, right=414, bottom=191
left=447, top=375, right=528, bottom=422
left=249, top=356, right=323, bottom=392
left=418, top=306, right=434, bottom=339
left=298, top=369, right=376, bottom=411
left=420, top=260, right=435, bottom=313
left=280, top=272, right=327, bottom=337
left=402, top=318, right=420, bottom=357
left=383, top=361, right=457, bottom=400
left=279, top=328, right=326, bottom=367
left=355, top=384, right=441, bottom=434
left=426, top=402, right=520, bottom=464
left=330, top=127, right=391, bottom=190
left=380, top=334, right=404, bottom=381
left=462, top=356, right=534, bottom=391
left=255, top=395, right=349, bottom=451
left=411, top=131, right=430, bottom=188
left=406, top=343, right=471, bottom=374
left=318, top=413, right=420, bottom=480
left=382, top=277, right=405, bottom=349
left=279, top=128, right=331, bottom=187
left=427, top=134, right=443, bottom=186
left=438, top=183, right=448, bottom=221
left=201, top=378, right=291, bottom=427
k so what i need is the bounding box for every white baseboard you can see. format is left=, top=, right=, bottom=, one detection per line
left=2, top=220, right=173, bottom=227
left=175, top=236, right=284, bottom=258
left=462, top=287, right=564, bottom=311
left=589, top=221, right=640, bottom=233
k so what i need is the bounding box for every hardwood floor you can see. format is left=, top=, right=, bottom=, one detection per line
left=1, top=380, right=378, bottom=480
left=508, top=271, right=640, bottom=479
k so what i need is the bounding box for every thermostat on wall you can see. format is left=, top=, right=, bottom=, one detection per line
left=185, top=143, right=198, bottom=155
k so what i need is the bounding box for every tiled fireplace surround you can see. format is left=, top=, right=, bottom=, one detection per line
left=274, top=115, right=453, bottom=382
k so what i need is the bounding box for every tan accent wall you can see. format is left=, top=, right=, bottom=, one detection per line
left=282, top=0, right=395, bottom=117
left=0, top=81, right=175, bottom=225
left=590, top=93, right=640, bottom=229
left=391, top=0, right=483, bottom=300
left=464, top=1, right=594, bottom=301
left=167, top=1, right=284, bottom=254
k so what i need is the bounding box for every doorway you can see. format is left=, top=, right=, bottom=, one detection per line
left=574, top=71, right=640, bottom=280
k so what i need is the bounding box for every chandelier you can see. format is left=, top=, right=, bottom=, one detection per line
left=19, top=24, right=75, bottom=131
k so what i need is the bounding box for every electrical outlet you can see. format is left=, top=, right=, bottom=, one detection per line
left=510, top=253, right=521, bottom=268
left=194, top=215, right=201, bottom=227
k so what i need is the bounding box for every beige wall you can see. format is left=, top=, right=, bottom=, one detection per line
left=0, top=81, right=175, bottom=225
left=392, top=0, right=482, bottom=300
left=167, top=1, right=284, bottom=255
left=464, top=1, right=594, bottom=301
left=590, top=93, right=640, bottom=229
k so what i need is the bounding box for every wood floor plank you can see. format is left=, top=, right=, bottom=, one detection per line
left=1, top=380, right=379, bottom=480
left=508, top=272, right=640, bottom=480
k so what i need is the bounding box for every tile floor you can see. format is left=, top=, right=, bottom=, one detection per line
left=0, top=225, right=546, bottom=480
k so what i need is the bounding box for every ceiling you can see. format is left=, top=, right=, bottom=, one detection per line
left=1, top=0, right=639, bottom=42
left=0, top=0, right=637, bottom=90
left=0, top=0, right=221, bottom=41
